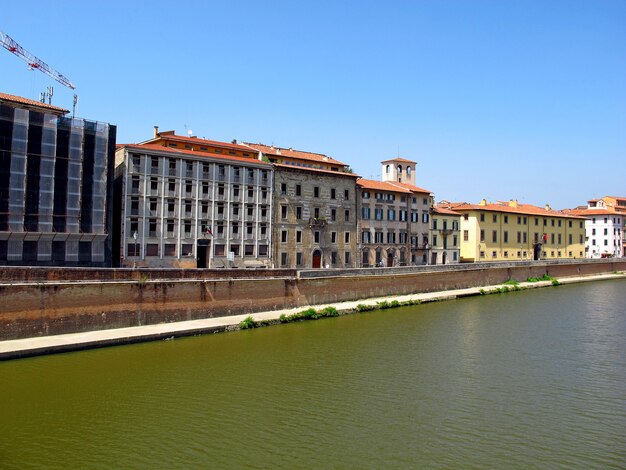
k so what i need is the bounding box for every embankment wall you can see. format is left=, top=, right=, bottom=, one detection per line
left=1, top=260, right=625, bottom=341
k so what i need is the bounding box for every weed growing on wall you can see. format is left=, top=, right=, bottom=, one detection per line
left=239, top=316, right=257, bottom=329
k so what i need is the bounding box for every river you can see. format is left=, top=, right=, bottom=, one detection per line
left=1, top=279, right=625, bottom=469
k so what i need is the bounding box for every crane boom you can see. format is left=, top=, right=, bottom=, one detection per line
left=0, top=31, right=76, bottom=90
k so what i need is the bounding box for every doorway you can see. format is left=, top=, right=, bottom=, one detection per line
left=387, top=252, right=394, bottom=267
left=312, top=249, right=322, bottom=268
left=197, top=240, right=210, bottom=268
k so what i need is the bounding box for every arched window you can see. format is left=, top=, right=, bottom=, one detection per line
left=386, top=165, right=390, bottom=174
left=406, top=166, right=412, bottom=176
left=397, top=165, right=402, bottom=173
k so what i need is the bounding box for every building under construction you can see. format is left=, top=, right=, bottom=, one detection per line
left=0, top=92, right=116, bottom=266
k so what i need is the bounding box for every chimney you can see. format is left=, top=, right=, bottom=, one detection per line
left=509, top=199, right=518, bottom=208
left=154, top=126, right=159, bottom=138
left=232, top=139, right=238, bottom=144
left=545, top=204, right=552, bottom=211
left=479, top=198, right=487, bottom=206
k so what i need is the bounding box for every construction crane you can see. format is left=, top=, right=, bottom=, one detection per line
left=0, top=30, right=76, bottom=90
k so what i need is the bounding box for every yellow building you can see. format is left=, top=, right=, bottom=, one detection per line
left=442, top=199, right=586, bottom=262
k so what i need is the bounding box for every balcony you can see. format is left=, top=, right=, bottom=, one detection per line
left=309, top=217, right=327, bottom=228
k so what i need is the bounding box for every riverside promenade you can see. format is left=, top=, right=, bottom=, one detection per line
left=1, top=272, right=624, bottom=360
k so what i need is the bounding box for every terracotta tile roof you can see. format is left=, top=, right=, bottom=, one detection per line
left=357, top=179, right=413, bottom=193
left=444, top=200, right=586, bottom=219
left=388, top=181, right=432, bottom=194
left=432, top=206, right=462, bottom=216
left=274, top=163, right=359, bottom=178
left=0, top=92, right=69, bottom=115
left=380, top=157, right=417, bottom=164
left=563, top=208, right=619, bottom=217
left=118, top=144, right=272, bottom=167
left=244, top=142, right=347, bottom=166
left=142, top=134, right=256, bottom=153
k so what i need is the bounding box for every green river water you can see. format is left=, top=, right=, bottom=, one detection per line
left=1, top=279, right=625, bottom=469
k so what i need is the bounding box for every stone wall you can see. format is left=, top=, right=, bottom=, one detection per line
left=1, top=260, right=624, bottom=341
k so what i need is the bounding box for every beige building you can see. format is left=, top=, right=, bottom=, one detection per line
left=244, top=143, right=358, bottom=269
left=358, top=158, right=433, bottom=267
left=430, top=205, right=461, bottom=264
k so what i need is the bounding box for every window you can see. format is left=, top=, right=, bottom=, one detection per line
left=131, top=176, right=140, bottom=193
left=492, top=251, right=497, bottom=258
left=432, top=235, right=438, bottom=246
left=296, top=252, right=303, bottom=266
left=331, top=188, right=336, bottom=199
left=345, top=232, right=350, bottom=243
left=331, top=232, right=337, bottom=244
left=388, top=209, right=396, bottom=221
left=280, top=252, right=288, bottom=267
left=280, top=183, right=287, bottom=195
left=422, top=213, right=429, bottom=223
left=296, top=184, right=301, bottom=196
left=375, top=208, right=383, bottom=220
left=314, top=208, right=320, bottom=218
left=344, top=189, right=349, bottom=199
left=504, top=216, right=508, bottom=224
left=345, top=252, right=351, bottom=264
left=296, top=207, right=302, bottom=220
left=296, top=231, right=302, bottom=243
left=281, top=205, right=287, bottom=219
left=480, top=213, right=485, bottom=222
left=314, top=186, right=320, bottom=198
left=345, top=210, right=350, bottom=222
left=281, top=230, right=288, bottom=243
left=504, top=231, right=508, bottom=243
left=331, top=209, right=336, bottom=221
left=314, top=231, right=320, bottom=243
left=463, top=230, right=469, bottom=241
left=493, top=214, right=497, bottom=223
left=362, top=207, right=371, bottom=219
left=362, top=191, right=370, bottom=199
left=492, top=231, right=497, bottom=242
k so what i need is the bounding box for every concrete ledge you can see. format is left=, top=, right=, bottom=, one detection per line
left=1, top=272, right=624, bottom=361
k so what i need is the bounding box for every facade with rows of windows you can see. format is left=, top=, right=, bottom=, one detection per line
left=565, top=196, right=625, bottom=258
left=245, top=143, right=358, bottom=269
left=0, top=93, right=116, bottom=266
left=445, top=199, right=586, bottom=262
left=430, top=206, right=461, bottom=264
left=358, top=158, right=433, bottom=267
left=115, top=131, right=273, bottom=268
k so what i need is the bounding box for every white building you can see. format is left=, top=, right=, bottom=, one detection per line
left=567, top=206, right=623, bottom=258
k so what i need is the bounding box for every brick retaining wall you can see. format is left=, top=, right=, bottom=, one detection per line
left=1, top=260, right=624, bottom=341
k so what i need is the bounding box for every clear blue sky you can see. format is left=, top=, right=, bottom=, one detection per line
left=2, top=0, right=624, bottom=209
